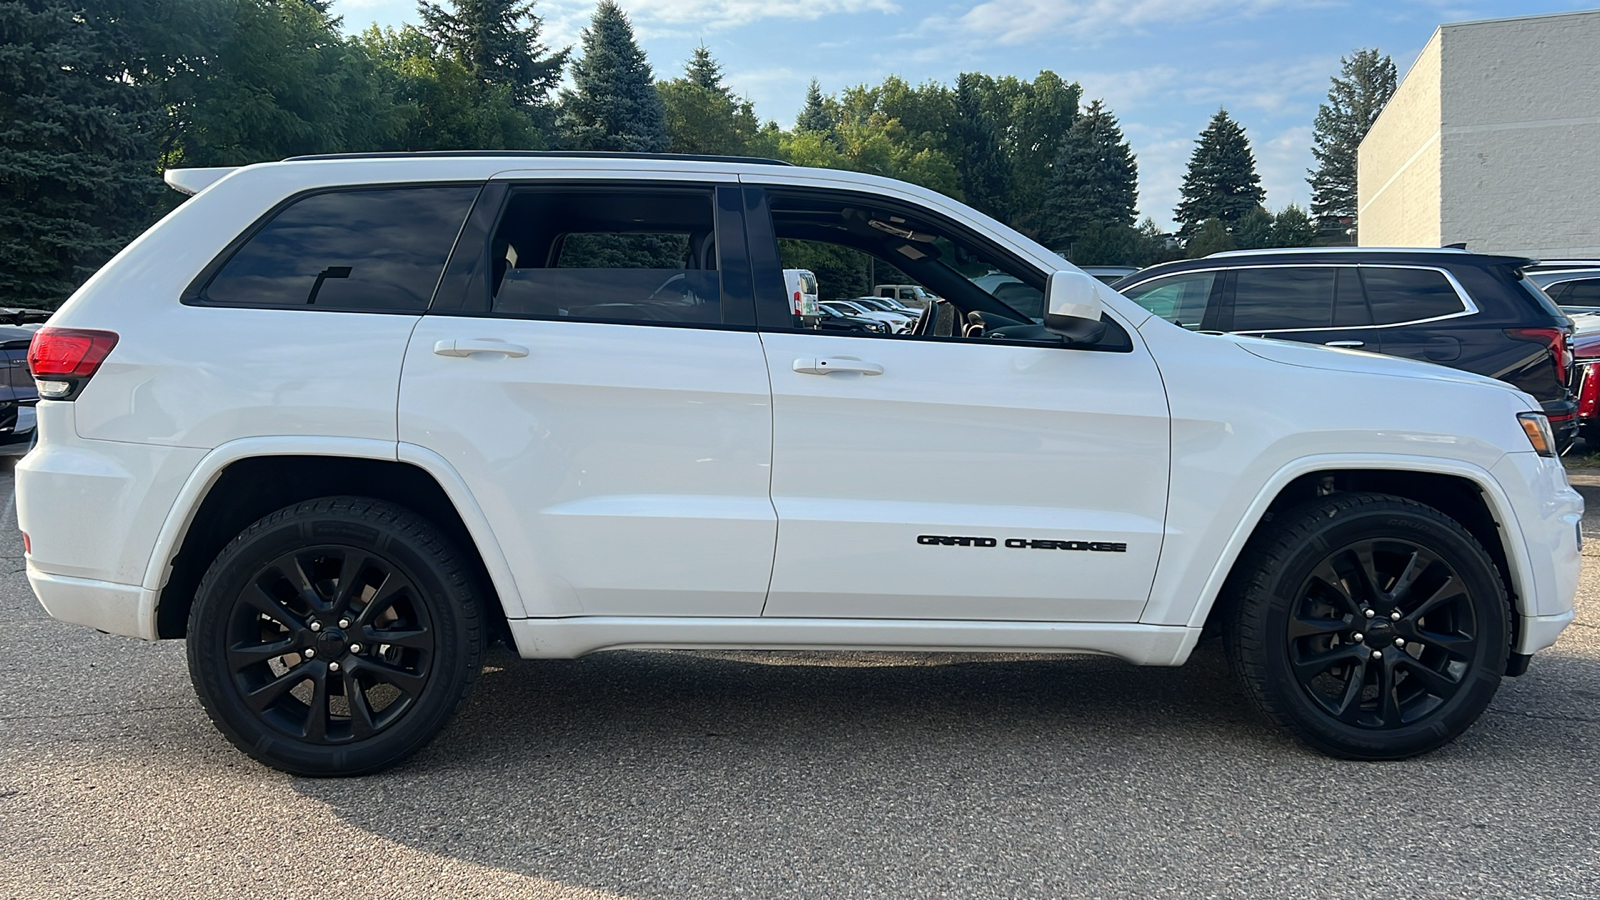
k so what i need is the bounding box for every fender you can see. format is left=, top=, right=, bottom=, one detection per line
left=138, top=436, right=529, bottom=638
left=1160, top=452, right=1530, bottom=634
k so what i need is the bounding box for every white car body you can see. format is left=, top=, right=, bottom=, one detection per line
left=18, top=154, right=1581, bottom=674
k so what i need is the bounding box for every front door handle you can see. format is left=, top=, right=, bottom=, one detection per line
left=793, top=357, right=884, bottom=376
left=1325, top=340, right=1365, bottom=348
left=434, top=339, right=529, bottom=358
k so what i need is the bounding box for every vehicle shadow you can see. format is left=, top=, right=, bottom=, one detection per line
left=286, top=642, right=1600, bottom=898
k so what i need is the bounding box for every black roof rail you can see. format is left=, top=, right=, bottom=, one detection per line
left=281, top=150, right=793, bottom=166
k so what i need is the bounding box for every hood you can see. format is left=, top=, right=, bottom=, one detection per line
left=1225, top=334, right=1521, bottom=394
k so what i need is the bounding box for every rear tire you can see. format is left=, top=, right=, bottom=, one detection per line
left=187, top=497, right=482, bottom=776
left=1224, top=492, right=1508, bottom=760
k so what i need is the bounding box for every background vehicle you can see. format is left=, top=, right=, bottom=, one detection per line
left=1079, top=265, right=1140, bottom=285
left=0, top=325, right=38, bottom=455
left=1526, top=261, right=1600, bottom=316
left=1114, top=248, right=1579, bottom=448
left=19, top=153, right=1580, bottom=776
left=816, top=303, right=888, bottom=334
left=873, top=284, right=939, bottom=310
left=783, top=268, right=821, bottom=327
left=821, top=299, right=913, bottom=333
left=848, top=297, right=923, bottom=328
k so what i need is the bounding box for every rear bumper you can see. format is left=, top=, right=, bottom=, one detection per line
left=27, top=565, right=154, bottom=639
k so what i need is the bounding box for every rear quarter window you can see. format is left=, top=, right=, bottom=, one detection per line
left=198, top=186, right=480, bottom=311
left=1360, top=267, right=1467, bottom=325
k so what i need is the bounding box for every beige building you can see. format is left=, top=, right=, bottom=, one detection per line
left=1358, top=9, right=1600, bottom=257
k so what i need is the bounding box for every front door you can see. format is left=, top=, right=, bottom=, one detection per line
left=400, top=178, right=776, bottom=619
left=745, top=185, right=1171, bottom=622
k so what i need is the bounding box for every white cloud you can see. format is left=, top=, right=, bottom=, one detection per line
left=622, top=0, right=898, bottom=27
left=920, top=0, right=1295, bottom=48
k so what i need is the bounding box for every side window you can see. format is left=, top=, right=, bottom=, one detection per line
left=1360, top=267, right=1466, bottom=325
left=1546, top=282, right=1573, bottom=304
left=488, top=187, right=724, bottom=326
left=1563, top=279, right=1600, bottom=306
left=1333, top=267, right=1372, bottom=326
left=201, top=186, right=479, bottom=311
left=1120, top=272, right=1215, bottom=329
left=1230, top=267, right=1337, bottom=331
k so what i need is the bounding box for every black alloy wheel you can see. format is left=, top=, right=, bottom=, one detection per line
left=1226, top=492, right=1509, bottom=760
left=188, top=497, right=481, bottom=776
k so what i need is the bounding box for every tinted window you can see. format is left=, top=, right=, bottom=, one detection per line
left=1333, top=268, right=1371, bottom=326
left=1562, top=279, right=1600, bottom=305
left=1121, top=272, right=1215, bottom=328
left=1360, top=267, right=1465, bottom=325
left=1230, top=268, right=1336, bottom=331
left=489, top=188, right=723, bottom=325
left=204, top=186, right=478, bottom=310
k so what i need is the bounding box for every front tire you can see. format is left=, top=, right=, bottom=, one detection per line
left=187, top=497, right=482, bottom=776
left=1225, top=492, right=1509, bottom=760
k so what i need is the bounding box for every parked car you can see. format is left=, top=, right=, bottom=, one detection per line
left=20, top=152, right=1580, bottom=776
left=783, top=267, right=821, bottom=327
left=822, top=299, right=913, bottom=333
left=816, top=302, right=888, bottom=334
left=849, top=296, right=924, bottom=327
left=1525, top=261, right=1600, bottom=315
left=1080, top=265, right=1140, bottom=285
left=873, top=283, right=939, bottom=310
left=1113, top=248, right=1579, bottom=448
left=0, top=324, right=39, bottom=455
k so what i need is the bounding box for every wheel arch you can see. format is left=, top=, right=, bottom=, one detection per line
left=144, top=439, right=524, bottom=641
left=1186, top=456, right=1529, bottom=639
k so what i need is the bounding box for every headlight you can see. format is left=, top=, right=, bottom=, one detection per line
left=1518, top=411, right=1556, bottom=457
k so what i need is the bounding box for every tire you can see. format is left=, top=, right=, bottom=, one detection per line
left=1224, top=492, right=1509, bottom=760
left=187, top=497, right=482, bottom=776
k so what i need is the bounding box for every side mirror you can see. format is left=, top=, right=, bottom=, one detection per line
left=1043, top=270, right=1108, bottom=345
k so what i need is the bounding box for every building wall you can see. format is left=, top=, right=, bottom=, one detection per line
left=1358, top=33, right=1442, bottom=248
left=1439, top=10, right=1600, bottom=257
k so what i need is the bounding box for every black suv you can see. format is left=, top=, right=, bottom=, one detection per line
left=1113, top=248, right=1578, bottom=445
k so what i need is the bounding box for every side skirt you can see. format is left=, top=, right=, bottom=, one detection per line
left=506, top=617, right=1202, bottom=666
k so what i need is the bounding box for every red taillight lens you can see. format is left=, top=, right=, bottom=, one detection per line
left=27, top=327, right=118, bottom=400
left=1578, top=363, right=1600, bottom=419
left=1507, top=327, right=1571, bottom=382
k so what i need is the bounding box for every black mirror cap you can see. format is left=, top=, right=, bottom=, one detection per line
left=1044, top=312, right=1108, bottom=345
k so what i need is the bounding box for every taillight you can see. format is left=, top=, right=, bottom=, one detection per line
left=1507, top=327, right=1571, bottom=383
left=1579, top=362, right=1600, bottom=420
left=27, top=327, right=119, bottom=401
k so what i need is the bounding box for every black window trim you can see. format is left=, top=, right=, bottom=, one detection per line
left=181, top=180, right=489, bottom=315
left=1123, top=263, right=1478, bottom=335
left=422, top=179, right=760, bottom=333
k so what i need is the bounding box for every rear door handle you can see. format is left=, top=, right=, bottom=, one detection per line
left=1324, top=340, right=1365, bottom=348
left=793, top=357, right=884, bottom=376
left=434, top=339, right=529, bottom=358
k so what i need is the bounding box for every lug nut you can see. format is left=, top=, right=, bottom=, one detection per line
left=1390, top=611, right=1402, bottom=621
left=309, top=621, right=322, bottom=633
left=304, top=648, right=316, bottom=659
left=1394, top=637, right=1406, bottom=648
left=1364, top=609, right=1376, bottom=618
left=338, top=618, right=351, bottom=629
left=349, top=643, right=362, bottom=654
left=328, top=661, right=340, bottom=673
left=1371, top=650, right=1383, bottom=660
left=1352, top=633, right=1365, bottom=643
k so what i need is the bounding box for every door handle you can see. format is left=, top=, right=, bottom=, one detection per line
left=434, top=339, right=529, bottom=358
left=1324, top=340, right=1365, bottom=348
left=793, top=357, right=884, bottom=376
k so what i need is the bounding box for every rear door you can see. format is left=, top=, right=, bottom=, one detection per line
left=1359, top=266, right=1473, bottom=364
left=400, top=175, right=776, bottom=619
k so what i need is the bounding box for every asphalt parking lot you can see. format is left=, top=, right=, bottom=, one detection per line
left=4, top=464, right=1600, bottom=899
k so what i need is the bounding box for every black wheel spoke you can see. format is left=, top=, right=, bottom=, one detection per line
left=244, top=666, right=309, bottom=712
left=346, top=672, right=378, bottom=739
left=1332, top=659, right=1371, bottom=723
left=356, top=573, right=410, bottom=626
left=1403, top=576, right=1460, bottom=623
left=239, top=585, right=307, bottom=632
left=357, top=658, right=427, bottom=699
left=1417, top=631, right=1475, bottom=661
left=1375, top=658, right=1401, bottom=726
left=302, top=669, right=330, bottom=741
left=1396, top=656, right=1460, bottom=698
left=1288, top=613, right=1349, bottom=640
left=1386, top=550, right=1424, bottom=605
left=1292, top=644, right=1367, bottom=681
left=332, top=550, right=373, bottom=611
left=227, top=637, right=298, bottom=671
left=368, top=626, right=431, bottom=650
left=1308, top=565, right=1365, bottom=619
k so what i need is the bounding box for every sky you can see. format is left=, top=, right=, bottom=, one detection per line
left=330, top=0, right=1594, bottom=230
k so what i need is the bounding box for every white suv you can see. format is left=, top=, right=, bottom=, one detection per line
left=19, top=152, right=1582, bottom=775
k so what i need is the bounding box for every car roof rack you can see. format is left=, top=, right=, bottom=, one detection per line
left=281, top=150, right=793, bottom=166
left=1207, top=246, right=1475, bottom=258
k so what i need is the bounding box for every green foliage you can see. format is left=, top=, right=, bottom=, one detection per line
left=1068, top=224, right=1140, bottom=266
left=951, top=73, right=1010, bottom=221
left=1270, top=203, right=1317, bottom=248
left=417, top=0, right=568, bottom=106
left=1175, top=108, right=1264, bottom=236
left=0, top=0, right=170, bottom=306
left=1185, top=218, right=1235, bottom=257
left=359, top=24, right=544, bottom=150
left=795, top=79, right=835, bottom=136
left=1308, top=49, right=1396, bottom=230
left=657, top=47, right=763, bottom=156
left=967, top=71, right=1081, bottom=235
left=557, top=1, right=668, bottom=152
left=789, top=79, right=963, bottom=198
left=1041, top=99, right=1137, bottom=251
left=1231, top=206, right=1274, bottom=250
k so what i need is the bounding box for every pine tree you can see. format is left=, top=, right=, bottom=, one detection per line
left=419, top=0, right=568, bottom=106
left=1232, top=207, right=1274, bottom=250
left=796, top=79, right=833, bottom=134
left=1270, top=204, right=1317, bottom=247
left=1185, top=218, right=1235, bottom=257
left=1175, top=108, right=1265, bottom=236
left=1041, top=99, right=1137, bottom=250
left=0, top=0, right=167, bottom=306
left=952, top=73, right=1010, bottom=220
left=557, top=1, right=668, bottom=152
left=685, top=45, right=727, bottom=97
left=1308, top=49, right=1396, bottom=230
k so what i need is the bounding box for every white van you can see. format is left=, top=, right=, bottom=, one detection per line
left=784, top=268, right=820, bottom=326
